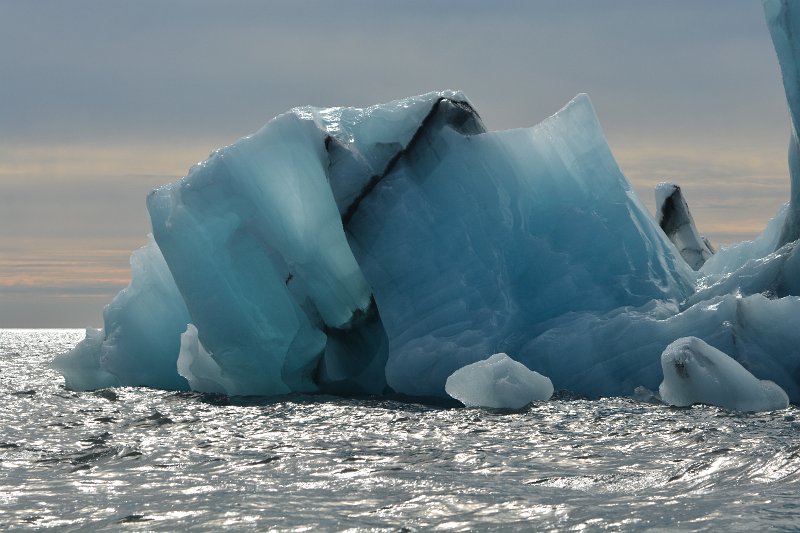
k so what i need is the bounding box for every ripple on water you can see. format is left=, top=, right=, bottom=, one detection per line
left=1, top=329, right=800, bottom=530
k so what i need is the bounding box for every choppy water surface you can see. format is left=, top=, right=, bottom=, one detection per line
left=2, top=329, right=800, bottom=531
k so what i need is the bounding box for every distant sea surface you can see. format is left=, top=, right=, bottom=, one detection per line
left=2, top=329, right=800, bottom=531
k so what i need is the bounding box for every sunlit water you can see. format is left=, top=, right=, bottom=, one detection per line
left=2, top=329, right=800, bottom=531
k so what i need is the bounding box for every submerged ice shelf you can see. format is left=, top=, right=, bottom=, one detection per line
left=54, top=0, right=800, bottom=411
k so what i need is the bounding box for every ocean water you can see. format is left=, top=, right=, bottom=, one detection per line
left=2, top=329, right=800, bottom=531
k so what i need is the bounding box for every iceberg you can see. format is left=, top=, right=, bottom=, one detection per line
left=659, top=337, right=789, bottom=412
left=519, top=292, right=800, bottom=402
left=655, top=182, right=714, bottom=270
left=445, top=353, right=553, bottom=409
left=52, top=237, right=190, bottom=391
left=764, top=0, right=800, bottom=249
left=349, top=92, right=694, bottom=397
left=54, top=0, right=800, bottom=406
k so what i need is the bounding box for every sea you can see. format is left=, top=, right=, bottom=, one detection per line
left=2, top=329, right=800, bottom=531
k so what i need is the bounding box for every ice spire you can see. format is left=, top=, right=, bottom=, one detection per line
left=655, top=182, right=714, bottom=270
left=764, top=0, right=800, bottom=247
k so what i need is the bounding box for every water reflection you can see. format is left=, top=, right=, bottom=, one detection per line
left=1, top=329, right=800, bottom=530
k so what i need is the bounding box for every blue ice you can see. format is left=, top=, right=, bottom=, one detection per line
left=53, top=0, right=800, bottom=411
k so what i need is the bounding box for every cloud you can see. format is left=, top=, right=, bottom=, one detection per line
left=0, top=284, right=122, bottom=297
left=0, top=0, right=795, bottom=325
left=0, top=0, right=788, bottom=143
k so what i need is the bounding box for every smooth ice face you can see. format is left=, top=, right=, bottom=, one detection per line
left=445, top=353, right=553, bottom=409
left=146, top=103, right=408, bottom=396
left=140, top=90, right=695, bottom=399
left=52, top=237, right=190, bottom=391
left=52, top=2, right=800, bottom=402
left=659, top=337, right=789, bottom=412
left=55, top=86, right=800, bottom=402
left=177, top=324, right=231, bottom=395
left=350, top=94, right=695, bottom=397
left=54, top=84, right=800, bottom=402
left=764, top=0, right=800, bottom=247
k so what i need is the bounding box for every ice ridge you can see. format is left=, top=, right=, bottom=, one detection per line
left=52, top=3, right=800, bottom=408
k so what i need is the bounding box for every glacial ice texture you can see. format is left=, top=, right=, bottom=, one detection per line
left=52, top=237, right=190, bottom=391
left=445, top=353, right=553, bottom=409
left=655, top=182, right=714, bottom=270
left=54, top=0, right=800, bottom=403
left=350, top=93, right=694, bottom=397
left=765, top=0, right=800, bottom=248
left=659, top=337, right=789, bottom=412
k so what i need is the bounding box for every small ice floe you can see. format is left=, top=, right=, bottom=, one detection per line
left=445, top=353, right=553, bottom=409
left=659, top=337, right=789, bottom=412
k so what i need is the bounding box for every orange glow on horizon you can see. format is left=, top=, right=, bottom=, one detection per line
left=0, top=134, right=794, bottom=299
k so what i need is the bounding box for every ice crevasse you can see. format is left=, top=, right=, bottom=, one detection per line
left=54, top=0, right=800, bottom=407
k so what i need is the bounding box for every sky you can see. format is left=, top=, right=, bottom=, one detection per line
left=0, top=0, right=793, bottom=327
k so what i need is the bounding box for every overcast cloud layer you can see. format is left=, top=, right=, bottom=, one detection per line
left=0, top=1, right=794, bottom=326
